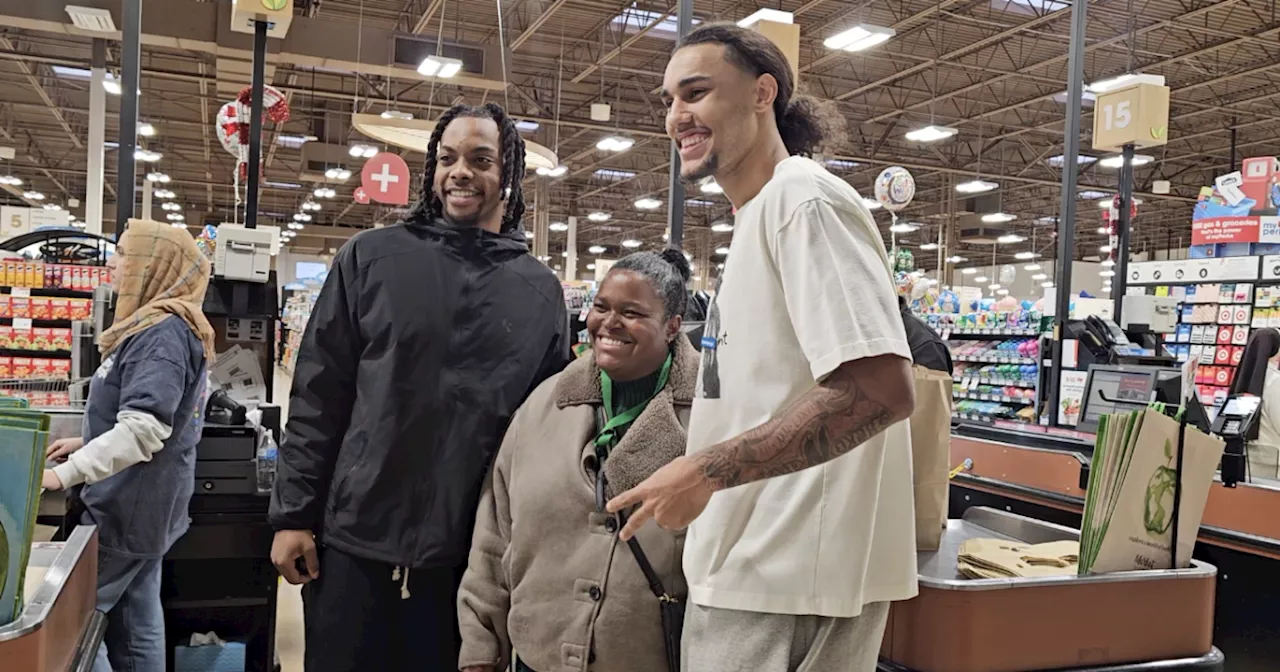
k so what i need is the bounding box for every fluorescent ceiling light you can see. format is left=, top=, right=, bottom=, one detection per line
left=588, top=211, right=611, bottom=222
left=1101, top=258, right=1115, bottom=267
left=997, top=234, right=1025, bottom=244
left=686, top=198, right=716, bottom=207
left=1100, top=270, right=1116, bottom=277
left=314, top=187, right=336, bottom=198
left=863, top=198, right=882, bottom=210
left=889, top=222, right=919, bottom=233
left=1100, top=244, right=1112, bottom=252
left=634, top=197, right=663, bottom=210
left=589, top=245, right=607, bottom=254
left=66, top=5, right=116, bottom=32
left=1036, top=215, right=1059, bottom=224
left=586, top=263, right=596, bottom=270
left=700, top=179, right=723, bottom=194
left=711, top=221, right=734, bottom=233
left=154, top=189, right=175, bottom=199
left=324, top=168, right=352, bottom=181
left=524, top=231, right=535, bottom=240
left=947, top=255, right=967, bottom=263
left=738, top=8, right=794, bottom=27
left=134, top=149, right=161, bottom=162
left=905, top=125, right=958, bottom=143
left=145, top=172, right=170, bottom=183
left=138, top=122, right=156, bottom=137
left=418, top=55, right=463, bottom=78
left=0, top=176, right=21, bottom=186
left=824, top=24, right=896, bottom=52
left=622, top=239, right=643, bottom=249
left=1041, top=281, right=1055, bottom=288
left=550, top=222, right=569, bottom=232
left=715, top=246, right=731, bottom=255
left=536, top=165, right=569, bottom=177
left=1099, top=154, right=1154, bottom=169
left=349, top=144, right=378, bottom=158
left=1025, top=263, right=1042, bottom=271
left=1049, top=154, right=1097, bottom=167
left=1079, top=190, right=1110, bottom=200
left=22, top=191, right=44, bottom=200
left=974, top=276, right=989, bottom=283
left=1053, top=90, right=1097, bottom=106
left=919, top=242, right=939, bottom=250
left=162, top=202, right=180, bottom=211
left=380, top=110, right=414, bottom=120
left=988, top=284, right=1002, bottom=290
left=961, top=268, right=978, bottom=275
left=956, top=179, right=998, bottom=194
left=594, top=168, right=637, bottom=181
left=265, top=180, right=302, bottom=189
left=824, top=158, right=860, bottom=170
left=1088, top=73, right=1165, bottom=94
left=1032, top=273, right=1048, bottom=281
left=596, top=136, right=634, bottom=152
left=43, top=203, right=61, bottom=211
left=610, top=3, right=698, bottom=38
left=102, top=73, right=121, bottom=95
left=982, top=213, right=1016, bottom=223
left=997, top=289, right=1010, bottom=296
left=1014, top=251, right=1039, bottom=260
left=166, top=213, right=184, bottom=221
left=515, top=120, right=540, bottom=132
left=276, top=135, right=315, bottom=148
left=51, top=65, right=92, bottom=80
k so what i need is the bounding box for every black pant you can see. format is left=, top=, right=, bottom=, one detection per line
left=302, top=544, right=464, bottom=672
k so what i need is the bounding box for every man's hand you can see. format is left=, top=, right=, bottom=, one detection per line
left=47, top=437, right=85, bottom=463
left=606, top=455, right=714, bottom=541
left=271, top=529, right=320, bottom=584
left=41, top=469, right=64, bottom=491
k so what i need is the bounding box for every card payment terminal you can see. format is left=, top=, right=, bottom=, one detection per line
left=1211, top=394, right=1262, bottom=487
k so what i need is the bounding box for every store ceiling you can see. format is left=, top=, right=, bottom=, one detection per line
left=0, top=0, right=1277, bottom=274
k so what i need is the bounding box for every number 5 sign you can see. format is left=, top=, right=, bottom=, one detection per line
left=1092, top=80, right=1171, bottom=152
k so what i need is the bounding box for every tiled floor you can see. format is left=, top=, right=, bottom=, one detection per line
left=273, top=367, right=305, bottom=672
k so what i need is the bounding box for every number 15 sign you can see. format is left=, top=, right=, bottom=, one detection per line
left=1092, top=79, right=1171, bottom=153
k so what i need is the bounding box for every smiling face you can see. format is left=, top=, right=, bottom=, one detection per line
left=588, top=269, right=681, bottom=382
left=662, top=43, right=772, bottom=183
left=432, top=116, right=506, bottom=233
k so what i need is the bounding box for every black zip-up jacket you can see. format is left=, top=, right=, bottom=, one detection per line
left=269, top=217, right=570, bottom=568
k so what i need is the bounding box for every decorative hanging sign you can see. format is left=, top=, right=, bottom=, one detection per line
left=874, top=166, right=916, bottom=212
left=353, top=187, right=371, bottom=205
left=360, top=152, right=411, bottom=205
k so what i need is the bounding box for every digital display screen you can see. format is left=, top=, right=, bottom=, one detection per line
left=1080, top=368, right=1156, bottom=432
left=1224, top=396, right=1261, bottom=417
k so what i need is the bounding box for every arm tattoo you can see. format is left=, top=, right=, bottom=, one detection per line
left=694, top=366, right=896, bottom=491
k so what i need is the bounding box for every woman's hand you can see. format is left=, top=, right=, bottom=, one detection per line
left=42, top=469, right=64, bottom=491
left=47, top=437, right=85, bottom=462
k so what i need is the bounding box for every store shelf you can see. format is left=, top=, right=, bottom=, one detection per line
left=954, top=391, right=1034, bottom=405
left=954, top=354, right=1037, bottom=365
left=0, top=286, right=95, bottom=298
left=0, top=317, right=74, bottom=327
left=0, top=348, right=71, bottom=357
left=956, top=376, right=1036, bottom=388
left=945, top=328, right=1040, bottom=338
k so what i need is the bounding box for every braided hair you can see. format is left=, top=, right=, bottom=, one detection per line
left=410, top=103, right=528, bottom=232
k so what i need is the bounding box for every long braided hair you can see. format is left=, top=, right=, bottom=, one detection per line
left=410, top=103, right=528, bottom=232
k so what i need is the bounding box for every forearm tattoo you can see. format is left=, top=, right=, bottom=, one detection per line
left=694, top=367, right=896, bottom=491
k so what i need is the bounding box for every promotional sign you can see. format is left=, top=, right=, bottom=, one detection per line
left=1091, top=82, right=1171, bottom=153
left=1192, top=215, right=1280, bottom=246
left=360, top=153, right=411, bottom=206
left=352, top=186, right=370, bottom=205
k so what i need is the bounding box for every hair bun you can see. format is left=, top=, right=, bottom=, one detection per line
left=659, top=248, right=692, bottom=283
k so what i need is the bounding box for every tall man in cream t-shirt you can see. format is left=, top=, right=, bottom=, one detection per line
left=607, top=23, right=918, bottom=670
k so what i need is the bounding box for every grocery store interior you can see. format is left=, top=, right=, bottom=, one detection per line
left=3, top=0, right=1280, bottom=671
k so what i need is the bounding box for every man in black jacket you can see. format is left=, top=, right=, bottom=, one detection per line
left=269, top=103, right=570, bottom=672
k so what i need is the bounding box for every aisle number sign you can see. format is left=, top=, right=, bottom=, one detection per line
left=1092, top=82, right=1171, bottom=152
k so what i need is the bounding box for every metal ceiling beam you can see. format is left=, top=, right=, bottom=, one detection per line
left=0, top=36, right=82, bottom=150
left=571, top=5, right=675, bottom=84
left=510, top=0, right=572, bottom=50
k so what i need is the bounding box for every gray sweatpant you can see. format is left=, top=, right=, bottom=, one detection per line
left=682, top=602, right=890, bottom=672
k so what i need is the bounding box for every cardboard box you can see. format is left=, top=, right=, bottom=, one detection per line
left=49, top=299, right=69, bottom=320
left=30, top=328, right=50, bottom=351
left=10, top=325, right=30, bottom=350
left=0, top=356, right=12, bottom=378
left=52, top=359, right=71, bottom=380
left=30, top=298, right=50, bottom=320
left=51, top=328, right=71, bottom=351
left=10, top=297, right=29, bottom=319
left=12, top=357, right=32, bottom=379
left=68, top=299, right=90, bottom=321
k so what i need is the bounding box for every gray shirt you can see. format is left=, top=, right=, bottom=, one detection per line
left=79, top=315, right=208, bottom=557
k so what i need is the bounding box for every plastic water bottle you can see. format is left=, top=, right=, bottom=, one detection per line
left=256, top=434, right=278, bottom=495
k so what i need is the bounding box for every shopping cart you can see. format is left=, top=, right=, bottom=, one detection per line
left=0, top=376, right=90, bottom=411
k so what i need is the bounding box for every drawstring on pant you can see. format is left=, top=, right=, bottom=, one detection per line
left=391, top=566, right=411, bottom=600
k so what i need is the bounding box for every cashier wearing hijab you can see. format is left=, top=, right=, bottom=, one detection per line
left=42, top=219, right=214, bottom=672
left=457, top=250, right=696, bottom=672
left=1232, top=328, right=1280, bottom=465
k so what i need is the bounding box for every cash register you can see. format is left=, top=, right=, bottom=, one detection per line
left=1210, top=394, right=1262, bottom=487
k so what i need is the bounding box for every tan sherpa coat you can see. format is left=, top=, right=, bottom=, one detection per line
left=458, top=337, right=699, bottom=672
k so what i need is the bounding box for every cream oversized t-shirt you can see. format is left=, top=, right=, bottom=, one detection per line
left=684, top=156, right=918, bottom=618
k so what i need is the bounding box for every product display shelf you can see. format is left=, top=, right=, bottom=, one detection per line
left=1128, top=281, right=1255, bottom=407
left=946, top=329, right=1042, bottom=426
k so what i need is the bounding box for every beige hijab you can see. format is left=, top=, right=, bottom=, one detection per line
left=98, top=219, right=217, bottom=361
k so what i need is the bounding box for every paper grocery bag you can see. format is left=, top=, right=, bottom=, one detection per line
left=1089, top=409, right=1224, bottom=573
left=909, top=365, right=952, bottom=552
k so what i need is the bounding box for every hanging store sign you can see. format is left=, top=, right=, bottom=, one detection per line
left=1190, top=216, right=1280, bottom=246
left=360, top=153, right=411, bottom=206
left=1091, top=82, right=1171, bottom=153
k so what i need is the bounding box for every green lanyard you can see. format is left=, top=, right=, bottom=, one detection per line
left=595, top=354, right=672, bottom=453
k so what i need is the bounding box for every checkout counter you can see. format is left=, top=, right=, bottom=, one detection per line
left=940, top=360, right=1280, bottom=671
left=0, top=527, right=103, bottom=672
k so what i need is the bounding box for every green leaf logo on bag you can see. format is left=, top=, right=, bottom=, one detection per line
left=1144, top=439, right=1176, bottom=537
left=261, top=0, right=287, bottom=10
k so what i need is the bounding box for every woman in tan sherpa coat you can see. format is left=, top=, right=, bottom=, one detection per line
left=458, top=249, right=698, bottom=672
